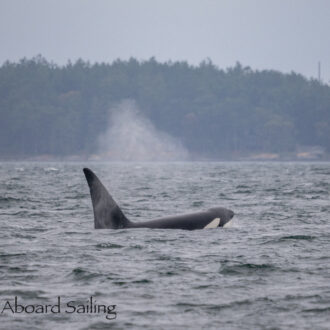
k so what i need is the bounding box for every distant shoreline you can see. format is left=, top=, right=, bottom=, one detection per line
left=0, top=152, right=329, bottom=163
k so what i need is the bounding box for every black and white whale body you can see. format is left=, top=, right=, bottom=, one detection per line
left=83, top=168, right=234, bottom=230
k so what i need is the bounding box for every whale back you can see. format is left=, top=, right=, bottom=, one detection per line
left=83, top=168, right=234, bottom=230
left=83, top=168, right=130, bottom=229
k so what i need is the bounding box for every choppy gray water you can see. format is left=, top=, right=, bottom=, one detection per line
left=0, top=162, right=330, bottom=330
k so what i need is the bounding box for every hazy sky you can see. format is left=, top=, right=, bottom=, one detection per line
left=1, top=0, right=329, bottom=82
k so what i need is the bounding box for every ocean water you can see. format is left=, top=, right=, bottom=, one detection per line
left=0, top=161, right=329, bottom=330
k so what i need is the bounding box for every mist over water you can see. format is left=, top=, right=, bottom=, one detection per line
left=97, top=100, right=189, bottom=161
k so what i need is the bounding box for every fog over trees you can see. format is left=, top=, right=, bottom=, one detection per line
left=0, top=56, right=329, bottom=159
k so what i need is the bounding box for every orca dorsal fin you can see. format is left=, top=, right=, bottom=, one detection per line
left=83, top=168, right=130, bottom=229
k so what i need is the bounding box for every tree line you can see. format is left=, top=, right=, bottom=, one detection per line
left=0, top=55, right=329, bottom=158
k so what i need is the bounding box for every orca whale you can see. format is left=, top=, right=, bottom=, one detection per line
left=83, top=168, right=234, bottom=230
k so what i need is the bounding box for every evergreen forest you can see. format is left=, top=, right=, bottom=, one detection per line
left=0, top=56, right=329, bottom=159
